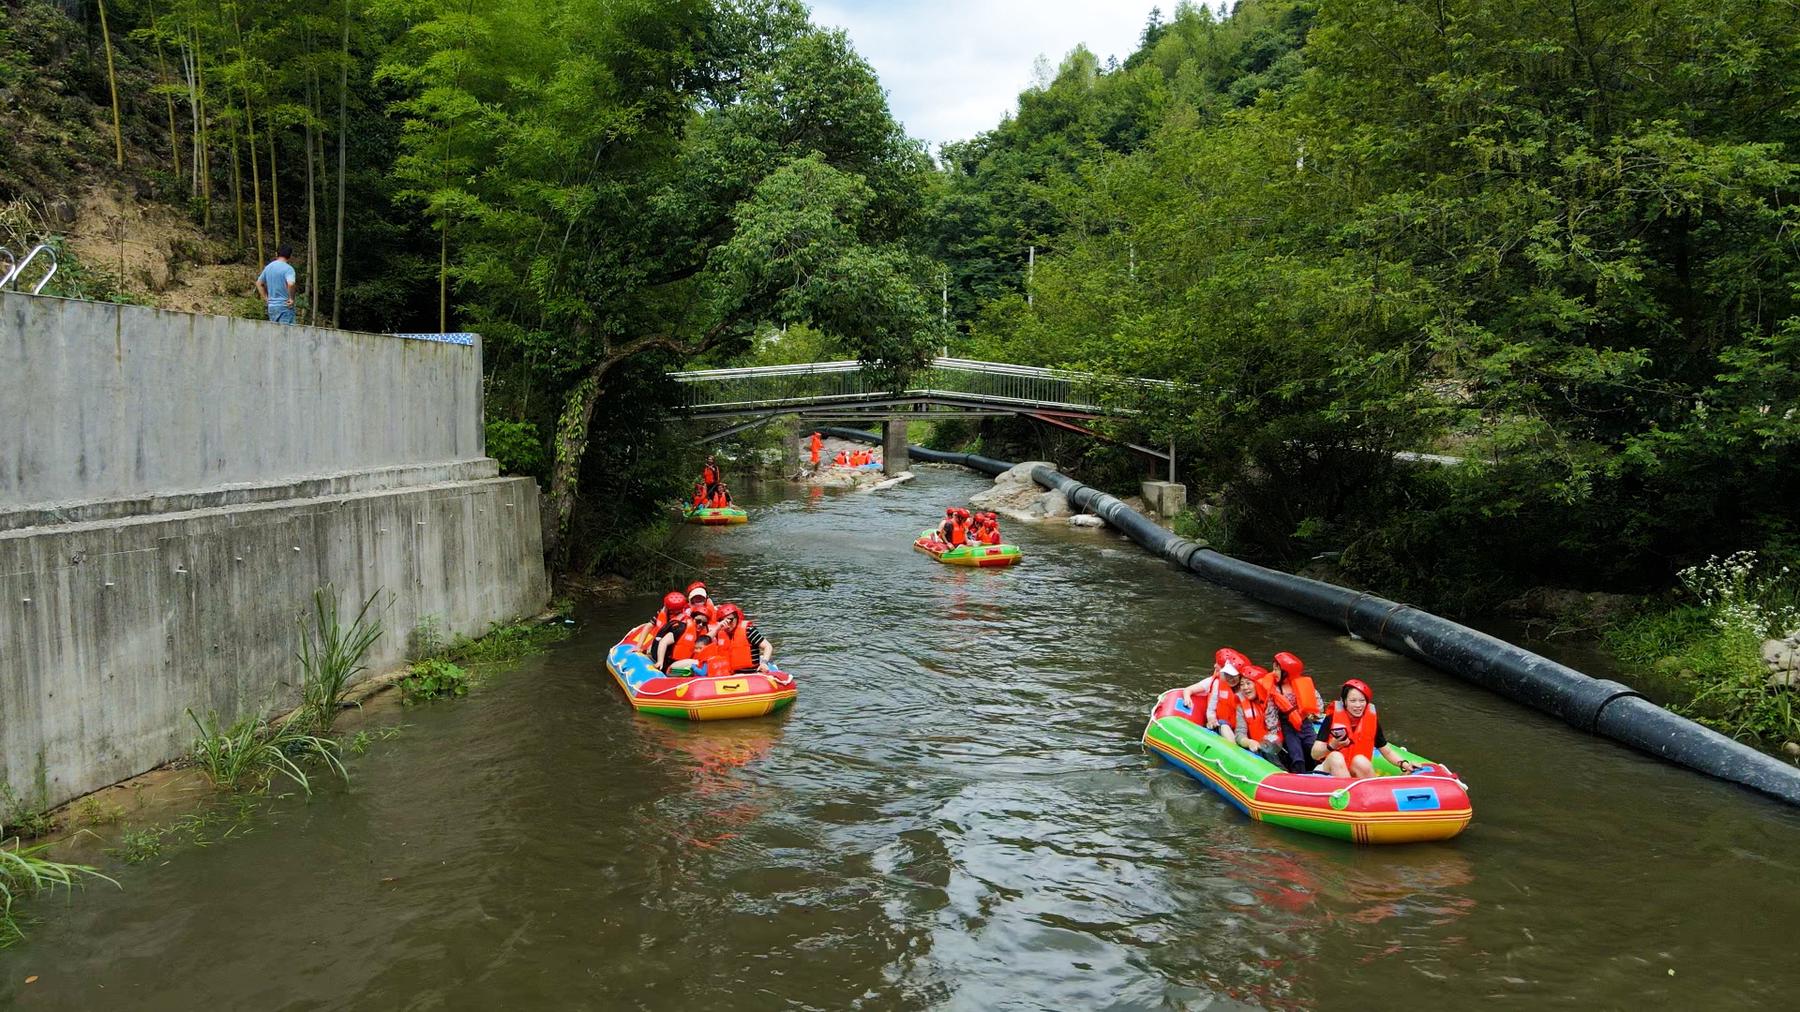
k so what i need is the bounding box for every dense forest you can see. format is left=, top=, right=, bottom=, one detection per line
left=5, top=0, right=1799, bottom=706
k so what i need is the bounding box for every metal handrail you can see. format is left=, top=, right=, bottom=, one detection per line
left=0, top=244, right=58, bottom=295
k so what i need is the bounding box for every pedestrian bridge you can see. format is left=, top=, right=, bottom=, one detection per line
left=668, top=357, right=1178, bottom=473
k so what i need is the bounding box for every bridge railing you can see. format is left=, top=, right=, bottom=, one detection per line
left=670, top=357, right=1172, bottom=414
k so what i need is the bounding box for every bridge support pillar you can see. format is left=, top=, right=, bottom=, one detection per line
left=882, top=420, right=909, bottom=475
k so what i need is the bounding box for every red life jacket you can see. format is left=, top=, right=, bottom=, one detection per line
left=669, top=621, right=704, bottom=664
left=1207, top=680, right=1241, bottom=731
left=977, top=525, right=1000, bottom=545
left=948, top=520, right=968, bottom=546
left=1236, top=684, right=1275, bottom=743
left=1271, top=674, right=1323, bottom=730
left=715, top=622, right=755, bottom=671
left=693, top=637, right=733, bottom=676
left=1323, top=701, right=1380, bottom=765
left=702, top=463, right=719, bottom=485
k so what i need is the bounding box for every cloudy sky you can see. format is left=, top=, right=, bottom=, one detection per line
left=808, top=0, right=1176, bottom=152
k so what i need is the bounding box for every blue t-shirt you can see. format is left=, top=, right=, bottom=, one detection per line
left=258, top=259, right=295, bottom=307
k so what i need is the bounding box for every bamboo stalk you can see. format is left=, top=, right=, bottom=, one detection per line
left=333, top=0, right=348, bottom=328
left=97, top=0, right=125, bottom=167
left=150, top=3, right=182, bottom=179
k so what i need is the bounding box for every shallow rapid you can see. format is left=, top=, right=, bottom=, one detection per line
left=5, top=467, right=1799, bottom=1009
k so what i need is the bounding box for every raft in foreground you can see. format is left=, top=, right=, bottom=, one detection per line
left=605, top=623, right=797, bottom=721
left=684, top=505, right=748, bottom=525
left=913, top=529, right=1022, bottom=568
left=1143, top=692, right=1471, bottom=844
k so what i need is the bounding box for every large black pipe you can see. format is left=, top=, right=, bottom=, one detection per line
left=814, top=425, right=1800, bottom=805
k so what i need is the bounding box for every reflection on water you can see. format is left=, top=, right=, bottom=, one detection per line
left=4, top=468, right=1800, bottom=1010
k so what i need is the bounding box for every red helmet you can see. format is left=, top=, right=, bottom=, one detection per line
left=1340, top=678, right=1373, bottom=703
left=717, top=603, right=745, bottom=623
left=1273, top=651, right=1304, bottom=680
left=661, top=591, right=689, bottom=615
left=1214, top=647, right=1251, bottom=670
left=686, top=580, right=709, bottom=601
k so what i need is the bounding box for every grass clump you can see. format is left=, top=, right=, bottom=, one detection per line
left=399, top=659, right=469, bottom=703
left=0, top=784, right=51, bottom=841
left=296, top=587, right=384, bottom=734
left=109, top=827, right=164, bottom=865
left=0, top=838, right=113, bottom=948
left=1606, top=552, right=1800, bottom=746
left=186, top=709, right=347, bottom=796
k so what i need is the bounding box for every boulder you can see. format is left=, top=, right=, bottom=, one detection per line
left=970, top=460, right=1058, bottom=516
left=1027, top=489, right=1071, bottom=519
left=1763, top=639, right=1796, bottom=673
left=1783, top=742, right=1800, bottom=759
left=1069, top=514, right=1105, bottom=528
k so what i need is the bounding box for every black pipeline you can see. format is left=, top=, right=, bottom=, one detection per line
left=820, top=426, right=1800, bottom=806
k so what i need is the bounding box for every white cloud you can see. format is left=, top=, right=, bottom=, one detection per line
left=807, top=0, right=1168, bottom=152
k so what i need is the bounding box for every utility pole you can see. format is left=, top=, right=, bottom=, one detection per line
left=1027, top=245, right=1035, bottom=306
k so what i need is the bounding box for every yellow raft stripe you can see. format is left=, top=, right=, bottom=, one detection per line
left=1144, top=734, right=1472, bottom=825
left=605, top=658, right=795, bottom=710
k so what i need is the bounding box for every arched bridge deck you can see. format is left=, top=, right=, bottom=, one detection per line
left=669, top=357, right=1177, bottom=474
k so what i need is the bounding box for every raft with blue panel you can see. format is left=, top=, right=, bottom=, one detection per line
left=1143, top=691, right=1472, bottom=844
left=605, top=623, right=796, bottom=721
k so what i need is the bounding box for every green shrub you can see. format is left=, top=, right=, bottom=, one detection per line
left=109, top=827, right=164, bottom=865
left=485, top=418, right=548, bottom=479
left=399, top=659, right=469, bottom=703
left=0, top=784, right=50, bottom=841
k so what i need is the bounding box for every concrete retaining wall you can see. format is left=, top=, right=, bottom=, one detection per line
left=0, top=293, right=484, bottom=512
left=0, top=294, right=549, bottom=810
left=0, top=477, right=548, bottom=807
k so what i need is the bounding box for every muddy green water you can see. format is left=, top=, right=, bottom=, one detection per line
left=5, top=467, right=1800, bottom=1010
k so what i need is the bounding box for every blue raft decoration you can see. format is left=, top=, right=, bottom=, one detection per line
left=389, top=331, right=477, bottom=346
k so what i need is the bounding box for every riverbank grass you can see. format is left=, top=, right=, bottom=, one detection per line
left=1606, top=552, right=1800, bottom=746
left=185, top=709, right=348, bottom=796
left=0, top=840, right=112, bottom=947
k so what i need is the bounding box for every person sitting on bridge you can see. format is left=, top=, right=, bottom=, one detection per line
left=1312, top=679, right=1418, bottom=778
left=711, top=603, right=773, bottom=672
left=1266, top=651, right=1323, bottom=772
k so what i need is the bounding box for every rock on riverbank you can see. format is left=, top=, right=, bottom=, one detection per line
left=968, top=461, right=1073, bottom=522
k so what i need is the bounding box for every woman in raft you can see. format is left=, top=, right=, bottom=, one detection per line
left=1312, top=678, right=1418, bottom=777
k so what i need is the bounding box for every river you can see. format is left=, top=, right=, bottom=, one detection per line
left=4, top=466, right=1799, bottom=1009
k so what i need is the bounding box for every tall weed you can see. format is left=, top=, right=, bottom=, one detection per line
left=296, top=587, right=384, bottom=734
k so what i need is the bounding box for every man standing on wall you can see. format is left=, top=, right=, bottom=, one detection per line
left=254, top=245, right=298, bottom=324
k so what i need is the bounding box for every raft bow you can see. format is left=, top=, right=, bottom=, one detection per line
left=1143, top=692, right=1471, bottom=844
left=606, top=623, right=797, bottom=721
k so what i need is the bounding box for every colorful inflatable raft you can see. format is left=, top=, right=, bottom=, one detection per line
left=605, top=623, right=796, bottom=721
left=684, top=505, right=748, bottom=526
left=1143, top=691, right=1472, bottom=844
left=913, top=530, right=1023, bottom=568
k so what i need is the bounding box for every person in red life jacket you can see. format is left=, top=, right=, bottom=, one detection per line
left=685, top=581, right=718, bottom=623
left=1228, top=672, right=1283, bottom=758
left=701, top=455, right=721, bottom=498
left=707, top=481, right=733, bottom=508
left=808, top=431, right=822, bottom=467
left=1311, top=679, right=1418, bottom=778
left=712, top=603, right=774, bottom=672
left=834, top=449, right=849, bottom=467
left=691, top=631, right=734, bottom=677
left=649, top=591, right=693, bottom=671
left=1172, top=648, right=1250, bottom=728
left=690, top=482, right=707, bottom=509
left=1266, top=651, right=1323, bottom=772
left=973, top=512, right=1001, bottom=545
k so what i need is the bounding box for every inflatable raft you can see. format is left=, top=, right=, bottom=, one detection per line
left=684, top=505, right=748, bottom=526
left=1143, top=691, right=1471, bottom=844
left=605, top=623, right=796, bottom=721
left=913, top=530, right=1022, bottom=568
